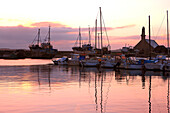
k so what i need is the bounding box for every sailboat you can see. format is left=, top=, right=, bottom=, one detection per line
left=144, top=16, right=165, bottom=71
left=163, top=10, right=170, bottom=71
left=80, top=7, right=111, bottom=67
left=72, top=27, right=94, bottom=54
left=94, top=7, right=111, bottom=55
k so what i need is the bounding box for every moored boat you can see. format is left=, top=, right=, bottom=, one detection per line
left=68, top=54, right=82, bottom=66
left=144, top=55, right=166, bottom=71
left=80, top=57, right=100, bottom=67
left=101, top=55, right=116, bottom=68
left=52, top=56, right=69, bottom=65
left=29, top=26, right=58, bottom=59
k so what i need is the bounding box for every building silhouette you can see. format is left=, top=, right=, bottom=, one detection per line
left=134, top=27, right=159, bottom=56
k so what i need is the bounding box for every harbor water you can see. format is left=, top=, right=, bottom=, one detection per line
left=0, top=59, right=169, bottom=113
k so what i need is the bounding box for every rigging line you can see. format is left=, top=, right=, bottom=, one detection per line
left=39, top=36, right=42, bottom=43
left=91, top=26, right=95, bottom=38
left=152, top=26, right=155, bottom=40
left=74, top=36, right=79, bottom=47
left=156, top=15, right=165, bottom=40
left=31, top=34, right=38, bottom=44
left=44, top=32, right=49, bottom=42
left=102, top=13, right=110, bottom=46
left=96, top=10, right=100, bottom=20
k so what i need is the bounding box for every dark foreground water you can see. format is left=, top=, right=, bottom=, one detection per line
left=0, top=59, right=169, bottom=113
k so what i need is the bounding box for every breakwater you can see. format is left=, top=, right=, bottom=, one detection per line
left=0, top=49, right=73, bottom=59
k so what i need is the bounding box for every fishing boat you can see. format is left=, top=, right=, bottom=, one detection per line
left=29, top=26, right=58, bottom=58
left=29, top=28, right=42, bottom=51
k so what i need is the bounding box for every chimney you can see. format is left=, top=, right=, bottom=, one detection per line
left=141, top=27, right=146, bottom=40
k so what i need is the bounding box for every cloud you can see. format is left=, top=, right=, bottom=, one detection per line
left=110, top=35, right=140, bottom=40
left=0, top=25, right=81, bottom=50
left=0, top=22, right=164, bottom=51
left=112, top=24, right=136, bottom=30
left=31, top=22, right=67, bottom=28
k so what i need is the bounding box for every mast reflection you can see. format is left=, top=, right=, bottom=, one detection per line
left=78, top=67, right=114, bottom=113
left=142, top=74, right=145, bottom=89
left=29, top=65, right=52, bottom=91
left=168, top=76, right=169, bottom=113
left=148, top=76, right=151, bottom=113
left=95, top=72, right=98, bottom=111
left=100, top=72, right=103, bottom=113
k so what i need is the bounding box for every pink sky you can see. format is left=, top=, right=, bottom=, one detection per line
left=0, top=22, right=168, bottom=51
left=0, top=0, right=169, bottom=50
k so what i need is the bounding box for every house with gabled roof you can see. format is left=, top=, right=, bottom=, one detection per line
left=134, top=27, right=159, bottom=56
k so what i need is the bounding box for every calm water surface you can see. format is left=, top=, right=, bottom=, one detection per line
left=0, top=59, right=169, bottom=113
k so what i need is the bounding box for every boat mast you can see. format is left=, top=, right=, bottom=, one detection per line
left=149, top=15, right=151, bottom=60
left=100, top=7, right=103, bottom=49
left=167, top=10, right=169, bottom=59
left=98, top=33, right=100, bottom=48
left=88, top=25, right=91, bottom=45
left=79, top=26, right=81, bottom=47
left=95, top=19, right=97, bottom=49
left=37, top=29, right=40, bottom=46
left=48, top=25, right=51, bottom=45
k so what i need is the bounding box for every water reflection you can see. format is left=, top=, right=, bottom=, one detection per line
left=78, top=67, right=114, bottom=113
left=149, top=76, right=151, bottom=113
left=0, top=65, right=170, bottom=113
left=168, top=77, right=170, bottom=113
left=30, top=65, right=52, bottom=91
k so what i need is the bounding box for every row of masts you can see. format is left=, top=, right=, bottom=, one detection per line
left=77, top=7, right=105, bottom=50
left=148, top=10, right=169, bottom=59
left=34, top=26, right=51, bottom=46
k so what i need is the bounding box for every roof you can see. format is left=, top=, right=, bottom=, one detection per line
left=145, top=39, right=158, bottom=48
